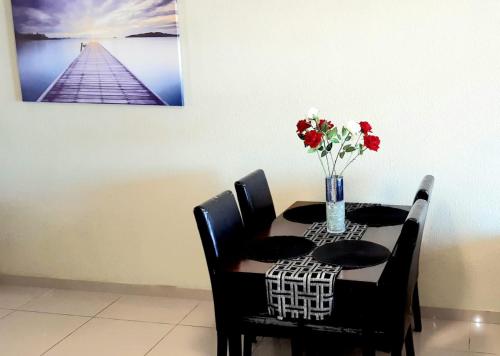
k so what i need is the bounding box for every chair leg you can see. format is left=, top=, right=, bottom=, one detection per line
left=243, top=335, right=253, bottom=356
left=405, top=329, right=416, bottom=356
left=291, top=337, right=303, bottom=356
left=361, top=347, right=375, bottom=356
left=217, top=331, right=227, bottom=356
left=412, top=284, right=422, bottom=332
left=362, top=327, right=376, bottom=356
left=228, top=333, right=242, bottom=356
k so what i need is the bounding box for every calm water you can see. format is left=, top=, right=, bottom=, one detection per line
left=15, top=38, right=184, bottom=106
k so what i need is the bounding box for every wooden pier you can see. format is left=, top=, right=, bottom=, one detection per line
left=38, top=42, right=166, bottom=105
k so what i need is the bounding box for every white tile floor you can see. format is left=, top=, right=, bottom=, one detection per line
left=0, top=285, right=497, bottom=356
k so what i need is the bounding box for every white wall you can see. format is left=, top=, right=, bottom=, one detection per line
left=1, top=0, right=499, bottom=312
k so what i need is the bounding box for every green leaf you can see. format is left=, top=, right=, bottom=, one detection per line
left=326, top=143, right=333, bottom=151
left=321, top=150, right=328, bottom=157
left=339, top=151, right=345, bottom=159
left=342, top=127, right=348, bottom=136
left=346, top=134, right=352, bottom=141
left=307, top=147, right=317, bottom=153
left=331, top=138, right=339, bottom=143
left=344, top=144, right=353, bottom=150
left=318, top=146, right=324, bottom=151
left=332, top=127, right=338, bottom=136
left=345, top=146, right=356, bottom=152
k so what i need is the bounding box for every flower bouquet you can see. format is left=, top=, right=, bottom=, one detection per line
left=296, top=108, right=381, bottom=233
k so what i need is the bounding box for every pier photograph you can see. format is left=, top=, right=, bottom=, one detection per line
left=11, top=0, right=184, bottom=106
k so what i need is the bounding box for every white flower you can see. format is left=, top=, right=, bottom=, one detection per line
left=346, top=120, right=360, bottom=135
left=307, top=107, right=319, bottom=119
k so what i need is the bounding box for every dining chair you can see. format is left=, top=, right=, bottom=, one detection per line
left=194, top=191, right=301, bottom=356
left=411, top=174, right=434, bottom=332
left=194, top=191, right=247, bottom=356
left=303, top=199, right=429, bottom=356
left=235, top=169, right=276, bottom=232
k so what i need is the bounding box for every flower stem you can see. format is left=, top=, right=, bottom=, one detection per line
left=329, top=151, right=336, bottom=176
left=332, top=133, right=348, bottom=174
left=322, top=137, right=332, bottom=176
left=316, top=150, right=328, bottom=177
left=340, top=148, right=365, bottom=175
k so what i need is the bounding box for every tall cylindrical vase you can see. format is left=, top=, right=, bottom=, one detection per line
left=326, top=176, right=346, bottom=233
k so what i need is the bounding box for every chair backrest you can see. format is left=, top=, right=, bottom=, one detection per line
left=235, top=169, right=276, bottom=232
left=381, top=199, right=429, bottom=350
left=193, top=191, right=245, bottom=330
left=412, top=175, right=433, bottom=277
left=413, top=175, right=434, bottom=203
left=194, top=190, right=244, bottom=283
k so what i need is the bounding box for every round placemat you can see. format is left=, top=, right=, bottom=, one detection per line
left=347, top=206, right=408, bottom=227
left=282, top=203, right=326, bottom=224
left=244, top=236, right=316, bottom=263
left=312, top=240, right=391, bottom=269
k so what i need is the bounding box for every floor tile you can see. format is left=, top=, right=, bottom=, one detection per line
left=470, top=322, right=500, bottom=354
left=44, top=318, right=172, bottom=356
left=20, top=289, right=118, bottom=316
left=0, top=311, right=88, bottom=356
left=413, top=318, right=470, bottom=353
left=147, top=325, right=216, bottom=356
left=180, top=301, right=216, bottom=327
left=0, top=285, right=48, bottom=309
left=97, top=295, right=198, bottom=324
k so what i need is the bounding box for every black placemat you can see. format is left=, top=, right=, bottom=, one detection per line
left=244, top=236, right=316, bottom=263
left=347, top=206, right=408, bottom=227
left=312, top=240, right=391, bottom=269
left=282, top=203, right=326, bottom=224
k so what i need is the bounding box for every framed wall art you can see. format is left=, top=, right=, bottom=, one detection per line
left=11, top=0, right=184, bottom=106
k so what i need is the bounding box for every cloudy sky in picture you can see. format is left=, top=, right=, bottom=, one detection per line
left=11, top=0, right=178, bottom=38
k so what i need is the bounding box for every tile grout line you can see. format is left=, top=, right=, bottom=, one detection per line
left=38, top=316, right=93, bottom=356
left=469, top=322, right=472, bottom=352
left=15, top=287, right=54, bottom=310
left=94, top=315, right=175, bottom=325
left=143, top=301, right=202, bottom=356
left=0, top=309, right=16, bottom=320
left=10, top=309, right=96, bottom=318
left=38, top=295, right=122, bottom=356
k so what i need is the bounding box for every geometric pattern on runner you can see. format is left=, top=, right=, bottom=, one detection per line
left=265, top=202, right=372, bottom=321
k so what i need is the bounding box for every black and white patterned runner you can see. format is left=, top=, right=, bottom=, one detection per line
left=265, top=203, right=371, bottom=321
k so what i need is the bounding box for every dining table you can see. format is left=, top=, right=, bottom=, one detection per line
left=219, top=200, right=412, bottom=320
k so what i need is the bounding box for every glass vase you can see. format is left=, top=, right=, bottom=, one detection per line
left=325, top=176, right=346, bottom=233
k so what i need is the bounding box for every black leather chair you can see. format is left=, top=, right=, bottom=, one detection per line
left=235, top=169, right=276, bottom=232
left=194, top=191, right=300, bottom=356
left=303, top=200, right=429, bottom=356
left=411, top=175, right=434, bottom=332
left=194, top=191, right=246, bottom=356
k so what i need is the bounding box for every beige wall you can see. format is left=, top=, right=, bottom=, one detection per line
left=1, top=0, right=500, bottom=312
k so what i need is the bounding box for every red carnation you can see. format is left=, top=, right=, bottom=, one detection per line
left=359, top=121, right=372, bottom=134
left=318, top=119, right=334, bottom=131
left=296, top=119, right=311, bottom=133
left=363, top=134, right=380, bottom=151
left=304, top=130, right=323, bottom=148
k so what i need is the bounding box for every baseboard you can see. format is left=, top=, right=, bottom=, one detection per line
left=1, top=274, right=499, bottom=324
left=0, top=274, right=212, bottom=300
left=422, top=306, right=500, bottom=325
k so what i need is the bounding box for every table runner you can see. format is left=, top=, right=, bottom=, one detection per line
left=265, top=203, right=370, bottom=321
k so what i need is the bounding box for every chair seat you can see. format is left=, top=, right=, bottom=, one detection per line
left=238, top=313, right=302, bottom=337
left=240, top=311, right=394, bottom=352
